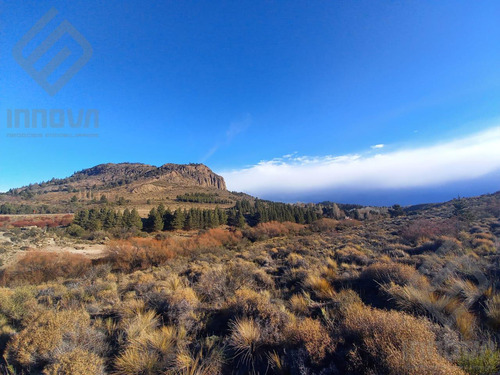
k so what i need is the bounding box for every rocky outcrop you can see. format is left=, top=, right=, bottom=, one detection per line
left=72, top=162, right=226, bottom=190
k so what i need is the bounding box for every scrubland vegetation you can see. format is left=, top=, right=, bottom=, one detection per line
left=0, top=194, right=499, bottom=374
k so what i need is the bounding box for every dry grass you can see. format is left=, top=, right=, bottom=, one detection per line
left=229, top=318, right=262, bottom=365
left=342, top=303, right=466, bottom=374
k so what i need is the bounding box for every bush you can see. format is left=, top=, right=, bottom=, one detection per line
left=342, top=303, right=465, bottom=374
left=105, top=238, right=174, bottom=272
left=2, top=252, right=92, bottom=285
left=401, top=218, right=457, bottom=244
left=288, top=317, right=332, bottom=364
left=361, top=261, right=429, bottom=289
left=456, top=346, right=500, bottom=375
left=244, top=221, right=303, bottom=241
left=43, top=348, right=105, bottom=375
left=309, top=218, right=338, bottom=232
left=6, top=309, right=107, bottom=371
left=66, top=224, right=85, bottom=237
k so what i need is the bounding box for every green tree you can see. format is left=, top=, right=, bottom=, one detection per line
left=172, top=208, right=185, bottom=230
left=130, top=208, right=143, bottom=230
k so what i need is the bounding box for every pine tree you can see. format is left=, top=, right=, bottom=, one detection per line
left=130, top=208, right=143, bottom=230
left=172, top=208, right=185, bottom=230
left=236, top=210, right=246, bottom=228
left=147, top=208, right=163, bottom=232
left=157, top=203, right=165, bottom=219
left=123, top=208, right=132, bottom=228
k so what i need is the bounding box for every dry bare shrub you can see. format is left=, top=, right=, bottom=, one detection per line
left=194, top=260, right=262, bottom=304
left=2, top=251, right=91, bottom=285
left=229, top=318, right=262, bottom=366
left=244, top=221, right=303, bottom=241
left=174, top=339, right=224, bottom=375
left=383, top=283, right=477, bottom=338
left=43, top=348, right=105, bottom=375
left=286, top=252, right=306, bottom=268
left=178, top=228, right=243, bottom=253
left=227, top=288, right=289, bottom=345
left=289, top=294, right=310, bottom=316
left=105, top=238, right=174, bottom=272
left=7, top=309, right=108, bottom=370
left=305, top=275, right=336, bottom=300
left=288, top=317, right=332, bottom=364
left=401, top=218, right=457, bottom=244
left=336, top=245, right=370, bottom=265
left=160, top=287, right=199, bottom=329
left=361, top=261, right=429, bottom=289
left=309, top=218, right=338, bottom=232
left=114, top=310, right=187, bottom=374
left=342, top=303, right=466, bottom=374
left=485, top=293, right=500, bottom=330
left=435, top=236, right=464, bottom=256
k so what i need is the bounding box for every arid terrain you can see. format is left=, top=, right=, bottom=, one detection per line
left=0, top=165, right=499, bottom=374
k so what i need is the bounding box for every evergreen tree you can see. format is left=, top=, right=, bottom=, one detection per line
left=172, top=208, right=185, bottom=230
left=147, top=208, right=163, bottom=232
left=236, top=210, right=246, bottom=228
left=130, top=208, right=143, bottom=230
left=122, top=208, right=132, bottom=228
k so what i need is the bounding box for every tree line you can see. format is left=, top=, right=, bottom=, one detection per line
left=176, top=192, right=232, bottom=204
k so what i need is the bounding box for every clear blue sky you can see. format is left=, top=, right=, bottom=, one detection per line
left=1, top=1, right=500, bottom=204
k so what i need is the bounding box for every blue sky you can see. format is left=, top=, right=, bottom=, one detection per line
left=1, top=1, right=500, bottom=205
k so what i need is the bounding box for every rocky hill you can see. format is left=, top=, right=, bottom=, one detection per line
left=70, top=163, right=226, bottom=190
left=0, top=163, right=244, bottom=216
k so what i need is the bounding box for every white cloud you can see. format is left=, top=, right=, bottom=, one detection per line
left=221, top=126, right=500, bottom=197
left=371, top=144, right=385, bottom=149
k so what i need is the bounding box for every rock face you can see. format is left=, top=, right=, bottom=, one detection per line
left=72, top=163, right=226, bottom=190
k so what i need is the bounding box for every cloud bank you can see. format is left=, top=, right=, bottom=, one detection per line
left=221, top=126, right=500, bottom=203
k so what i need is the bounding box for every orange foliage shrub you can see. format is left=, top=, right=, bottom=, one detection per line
left=401, top=218, right=457, bottom=243
left=2, top=251, right=91, bottom=285
left=309, top=218, right=338, bottom=232
left=105, top=238, right=174, bottom=272
left=9, top=215, right=73, bottom=228
left=244, top=221, right=304, bottom=241
left=106, top=229, right=242, bottom=272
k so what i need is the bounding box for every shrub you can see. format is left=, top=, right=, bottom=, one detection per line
left=244, top=221, right=303, bottom=241
left=485, top=294, right=500, bottom=330
left=342, top=303, right=465, bottom=374
left=227, top=288, right=289, bottom=345
left=66, top=224, right=85, bottom=237
left=401, top=218, right=457, bottom=243
left=361, top=261, right=429, bottom=289
left=7, top=309, right=107, bottom=370
left=305, top=275, right=336, bottom=300
left=456, top=346, right=500, bottom=375
left=43, top=348, right=105, bottom=375
left=288, top=317, right=332, bottom=364
left=2, top=252, right=92, bottom=285
left=336, top=245, right=370, bottom=265
left=309, top=218, right=338, bottom=232
left=105, top=238, right=174, bottom=272
left=229, top=318, right=262, bottom=366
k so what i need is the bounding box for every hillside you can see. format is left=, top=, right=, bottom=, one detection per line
left=0, top=163, right=251, bottom=215
left=0, top=187, right=499, bottom=374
